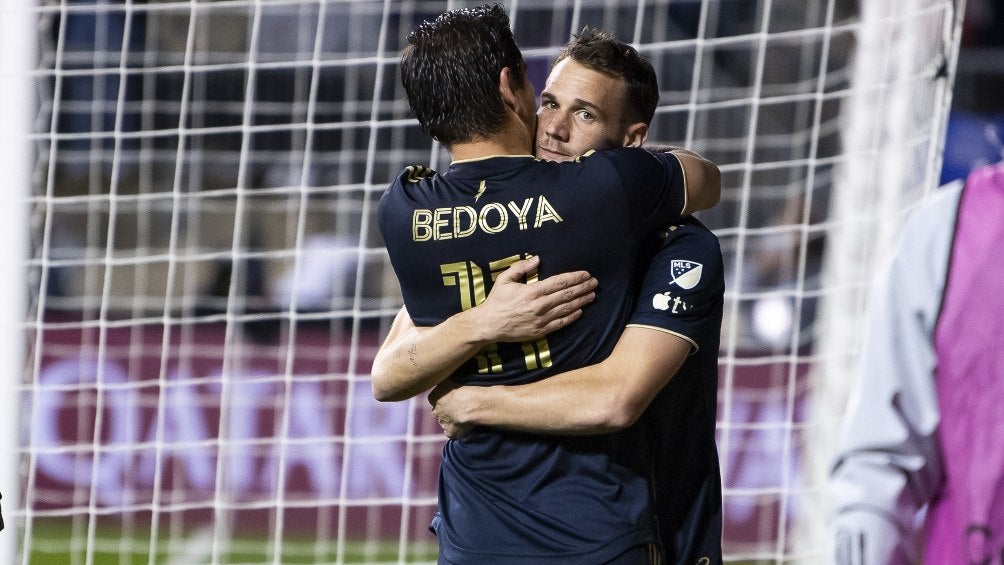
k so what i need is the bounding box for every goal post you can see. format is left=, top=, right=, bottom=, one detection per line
left=6, top=0, right=963, bottom=563
left=0, top=0, right=34, bottom=560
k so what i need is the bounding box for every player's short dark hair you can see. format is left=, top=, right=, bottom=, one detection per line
left=400, top=3, right=526, bottom=148
left=553, top=27, right=659, bottom=127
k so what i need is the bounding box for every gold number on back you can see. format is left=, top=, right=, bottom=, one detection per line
left=440, top=255, right=552, bottom=373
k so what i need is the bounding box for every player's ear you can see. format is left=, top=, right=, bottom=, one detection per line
left=622, top=122, right=648, bottom=147
left=498, top=66, right=520, bottom=111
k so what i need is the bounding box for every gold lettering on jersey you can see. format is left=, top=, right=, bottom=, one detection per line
left=489, top=255, right=522, bottom=278
left=475, top=343, right=503, bottom=374
left=413, top=209, right=433, bottom=241
left=434, top=208, right=451, bottom=240
left=440, top=255, right=552, bottom=374
left=507, top=199, right=532, bottom=230
left=411, top=196, right=563, bottom=242
left=534, top=196, right=563, bottom=227
left=454, top=206, right=477, bottom=238
left=478, top=203, right=508, bottom=233
left=521, top=339, right=552, bottom=369
left=440, top=261, right=486, bottom=311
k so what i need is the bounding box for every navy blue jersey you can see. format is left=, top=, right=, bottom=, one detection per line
left=627, top=217, right=724, bottom=564
left=378, top=148, right=687, bottom=563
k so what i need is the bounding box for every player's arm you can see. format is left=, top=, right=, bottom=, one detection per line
left=371, top=256, right=598, bottom=402
left=431, top=222, right=722, bottom=436
left=648, top=145, right=721, bottom=215
left=429, top=326, right=691, bottom=435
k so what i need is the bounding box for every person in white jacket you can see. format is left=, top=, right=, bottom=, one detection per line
left=830, top=162, right=1004, bottom=564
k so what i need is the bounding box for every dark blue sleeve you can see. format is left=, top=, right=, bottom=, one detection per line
left=602, top=147, right=687, bottom=233
left=627, top=220, right=724, bottom=351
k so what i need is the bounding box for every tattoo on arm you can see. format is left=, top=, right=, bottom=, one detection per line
left=408, top=343, right=419, bottom=367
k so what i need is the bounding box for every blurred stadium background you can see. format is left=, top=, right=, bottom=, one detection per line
left=1, top=0, right=1001, bottom=563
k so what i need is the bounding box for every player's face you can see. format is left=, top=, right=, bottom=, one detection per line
left=536, top=58, right=634, bottom=162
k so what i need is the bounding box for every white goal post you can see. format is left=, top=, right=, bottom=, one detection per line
left=4, top=0, right=963, bottom=563
left=0, top=0, right=34, bottom=562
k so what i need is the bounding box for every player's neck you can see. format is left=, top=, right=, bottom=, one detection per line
left=449, top=116, right=535, bottom=162
left=450, top=140, right=533, bottom=162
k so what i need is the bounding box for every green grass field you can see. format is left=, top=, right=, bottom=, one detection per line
left=22, top=518, right=438, bottom=564
left=21, top=518, right=776, bottom=564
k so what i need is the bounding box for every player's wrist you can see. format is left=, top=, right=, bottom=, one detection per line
left=452, top=307, right=500, bottom=347
left=451, top=386, right=491, bottom=426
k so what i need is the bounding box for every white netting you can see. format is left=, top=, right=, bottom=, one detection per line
left=4, top=0, right=962, bottom=563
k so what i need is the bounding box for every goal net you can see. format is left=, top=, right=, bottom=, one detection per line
left=3, top=0, right=962, bottom=563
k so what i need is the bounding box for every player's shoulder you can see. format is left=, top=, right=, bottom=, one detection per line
left=394, top=164, right=438, bottom=185
left=655, top=217, right=723, bottom=275
left=572, top=148, right=681, bottom=193
left=575, top=146, right=672, bottom=164
left=380, top=165, right=439, bottom=215
left=660, top=216, right=720, bottom=247
left=382, top=165, right=440, bottom=204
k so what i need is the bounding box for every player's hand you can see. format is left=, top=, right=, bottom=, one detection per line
left=429, top=380, right=473, bottom=439
left=477, top=256, right=597, bottom=343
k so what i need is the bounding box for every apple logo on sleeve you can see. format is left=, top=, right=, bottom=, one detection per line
left=651, top=259, right=702, bottom=313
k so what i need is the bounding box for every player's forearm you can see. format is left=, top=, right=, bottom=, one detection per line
left=455, top=367, right=645, bottom=434
left=371, top=309, right=492, bottom=402
left=433, top=328, right=691, bottom=435
left=373, top=260, right=597, bottom=402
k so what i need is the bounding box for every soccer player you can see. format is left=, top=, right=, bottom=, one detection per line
left=375, top=26, right=724, bottom=564
left=379, top=5, right=720, bottom=563
left=830, top=162, right=1004, bottom=564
